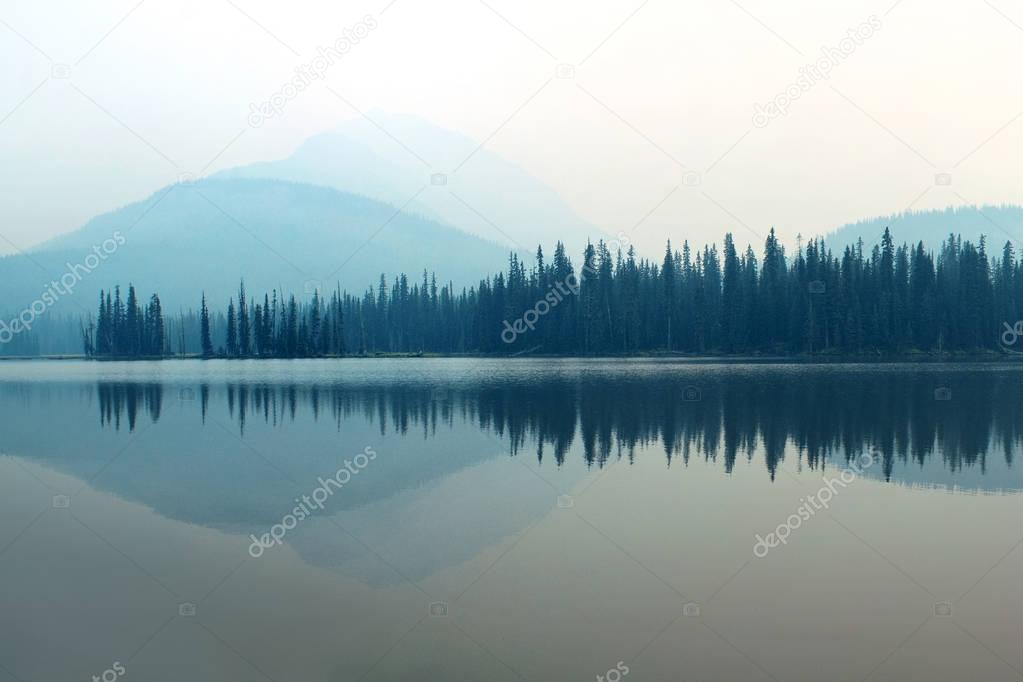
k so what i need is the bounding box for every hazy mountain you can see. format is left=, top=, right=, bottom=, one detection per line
left=826, top=204, right=1023, bottom=253
left=0, top=178, right=516, bottom=314
left=216, top=112, right=605, bottom=251
left=0, top=376, right=591, bottom=586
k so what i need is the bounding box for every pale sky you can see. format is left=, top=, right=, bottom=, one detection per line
left=2, top=0, right=1022, bottom=257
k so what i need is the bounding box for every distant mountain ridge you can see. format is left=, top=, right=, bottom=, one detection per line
left=826, top=204, right=1023, bottom=253
left=6, top=109, right=1022, bottom=346
left=0, top=178, right=517, bottom=314
left=215, top=112, right=606, bottom=251
left=2, top=110, right=605, bottom=316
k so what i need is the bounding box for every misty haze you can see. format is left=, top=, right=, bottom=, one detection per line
left=2, top=2, right=1023, bottom=681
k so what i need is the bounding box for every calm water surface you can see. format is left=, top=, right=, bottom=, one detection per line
left=2, top=359, right=1023, bottom=681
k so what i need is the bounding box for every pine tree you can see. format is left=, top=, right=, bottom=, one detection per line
left=264, top=293, right=274, bottom=356
left=662, top=240, right=675, bottom=350
left=112, top=286, right=124, bottom=355
left=721, top=234, right=742, bottom=352
left=226, top=298, right=238, bottom=357
left=238, top=281, right=250, bottom=357
left=308, top=290, right=321, bottom=356
left=253, top=303, right=264, bottom=356
left=200, top=293, right=213, bottom=357
left=285, top=295, right=298, bottom=357
left=96, top=291, right=110, bottom=355
left=125, top=285, right=141, bottom=356
left=146, top=294, right=165, bottom=356
left=80, top=227, right=1023, bottom=360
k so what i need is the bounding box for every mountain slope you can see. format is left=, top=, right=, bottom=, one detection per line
left=216, top=113, right=605, bottom=251
left=1, top=178, right=516, bottom=314
left=826, top=204, right=1023, bottom=252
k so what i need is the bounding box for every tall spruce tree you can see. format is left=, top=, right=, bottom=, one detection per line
left=225, top=298, right=238, bottom=357
left=238, top=281, right=250, bottom=357
left=200, top=293, right=213, bottom=357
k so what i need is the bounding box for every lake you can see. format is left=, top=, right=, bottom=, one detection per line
left=2, top=359, right=1023, bottom=681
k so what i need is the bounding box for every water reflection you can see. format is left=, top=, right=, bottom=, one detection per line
left=5, top=361, right=1023, bottom=681
left=79, top=368, right=1023, bottom=483
left=97, top=382, right=163, bottom=431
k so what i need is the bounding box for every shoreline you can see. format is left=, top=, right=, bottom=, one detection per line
left=1, top=351, right=1020, bottom=363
